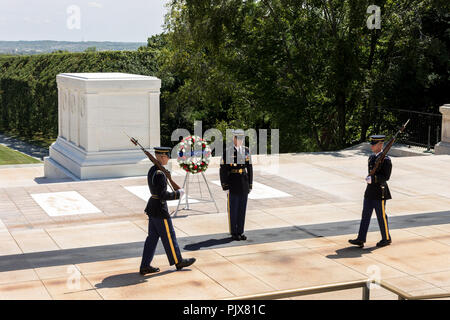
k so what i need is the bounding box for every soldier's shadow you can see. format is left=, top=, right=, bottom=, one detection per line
left=183, top=237, right=234, bottom=251
left=94, top=270, right=175, bottom=289
left=326, top=246, right=381, bottom=259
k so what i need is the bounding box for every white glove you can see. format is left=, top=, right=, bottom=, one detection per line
left=178, top=188, right=185, bottom=198
left=365, top=176, right=372, bottom=184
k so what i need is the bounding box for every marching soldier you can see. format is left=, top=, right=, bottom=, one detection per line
left=139, top=146, right=196, bottom=275
left=349, top=135, right=392, bottom=248
left=220, top=129, right=253, bottom=241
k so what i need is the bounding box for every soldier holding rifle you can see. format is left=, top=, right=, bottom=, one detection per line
left=349, top=120, right=409, bottom=248
left=125, top=135, right=196, bottom=275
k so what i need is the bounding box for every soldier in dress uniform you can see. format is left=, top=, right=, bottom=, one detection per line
left=349, top=135, right=393, bottom=248
left=220, top=129, right=253, bottom=241
left=139, top=146, right=196, bottom=275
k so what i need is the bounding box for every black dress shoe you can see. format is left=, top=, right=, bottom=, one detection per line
left=376, top=239, right=392, bottom=247
left=176, top=258, right=196, bottom=270
left=239, top=234, right=247, bottom=241
left=348, top=239, right=364, bottom=248
left=139, top=266, right=160, bottom=275
left=231, top=234, right=241, bottom=241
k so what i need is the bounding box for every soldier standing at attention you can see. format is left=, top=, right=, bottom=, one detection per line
left=349, top=135, right=393, bottom=248
left=139, top=146, right=196, bottom=275
left=220, top=129, right=253, bottom=241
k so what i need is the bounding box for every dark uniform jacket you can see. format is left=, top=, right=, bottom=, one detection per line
left=144, top=165, right=181, bottom=219
left=219, top=146, right=253, bottom=194
left=364, top=153, right=392, bottom=200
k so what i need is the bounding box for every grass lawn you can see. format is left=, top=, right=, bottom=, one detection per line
left=0, top=144, right=42, bottom=165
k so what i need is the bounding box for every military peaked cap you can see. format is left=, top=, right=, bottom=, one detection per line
left=154, top=147, right=171, bottom=157
left=369, top=135, right=385, bottom=145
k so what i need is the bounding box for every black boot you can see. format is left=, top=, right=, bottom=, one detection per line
left=348, top=239, right=364, bottom=248
left=231, top=234, right=241, bottom=241
left=239, top=234, right=247, bottom=241
left=139, top=265, right=160, bottom=275
left=176, top=258, right=196, bottom=271
left=376, top=239, right=392, bottom=247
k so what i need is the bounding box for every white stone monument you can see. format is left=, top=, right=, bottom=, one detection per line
left=44, top=73, right=161, bottom=180
left=435, top=104, right=450, bottom=155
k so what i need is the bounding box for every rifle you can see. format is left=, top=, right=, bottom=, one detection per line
left=124, top=132, right=181, bottom=191
left=369, top=119, right=410, bottom=176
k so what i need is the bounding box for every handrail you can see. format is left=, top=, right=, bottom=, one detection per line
left=225, top=280, right=369, bottom=300
left=407, top=293, right=450, bottom=300
left=373, top=281, right=450, bottom=300
left=225, top=279, right=450, bottom=300
left=376, top=106, right=442, bottom=117
left=377, top=281, right=411, bottom=300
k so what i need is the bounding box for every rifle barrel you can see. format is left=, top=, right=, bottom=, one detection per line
left=123, top=132, right=180, bottom=191
left=368, top=120, right=410, bottom=176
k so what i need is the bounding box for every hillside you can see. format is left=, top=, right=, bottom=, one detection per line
left=0, top=40, right=146, bottom=55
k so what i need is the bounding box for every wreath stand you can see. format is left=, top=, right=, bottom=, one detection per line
left=171, top=171, right=219, bottom=217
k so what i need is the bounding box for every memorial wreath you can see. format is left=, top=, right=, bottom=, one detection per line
left=176, top=136, right=212, bottom=174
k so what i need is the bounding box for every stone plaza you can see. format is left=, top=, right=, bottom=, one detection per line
left=0, top=73, right=449, bottom=300
left=1, top=148, right=450, bottom=300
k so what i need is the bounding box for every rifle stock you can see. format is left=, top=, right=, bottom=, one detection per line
left=124, top=133, right=181, bottom=191
left=369, top=119, right=410, bottom=176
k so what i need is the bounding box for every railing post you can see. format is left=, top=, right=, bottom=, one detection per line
left=362, top=284, right=370, bottom=300
left=437, top=126, right=440, bottom=145
left=435, top=105, right=450, bottom=154
left=427, top=125, right=431, bottom=151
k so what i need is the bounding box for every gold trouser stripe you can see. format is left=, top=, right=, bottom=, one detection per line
left=381, top=200, right=390, bottom=240
left=164, top=219, right=178, bottom=264
left=227, top=192, right=231, bottom=234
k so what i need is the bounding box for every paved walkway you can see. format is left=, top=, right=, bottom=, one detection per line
left=0, top=151, right=450, bottom=300
left=0, top=133, right=48, bottom=161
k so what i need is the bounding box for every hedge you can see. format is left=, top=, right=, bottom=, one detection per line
left=0, top=50, right=159, bottom=139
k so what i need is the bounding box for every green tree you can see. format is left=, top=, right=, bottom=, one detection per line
left=162, top=0, right=449, bottom=151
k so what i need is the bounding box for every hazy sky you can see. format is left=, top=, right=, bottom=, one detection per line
left=0, top=0, right=171, bottom=42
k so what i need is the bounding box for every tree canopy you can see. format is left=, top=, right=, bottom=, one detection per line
left=1, top=1, right=448, bottom=153
left=157, top=0, right=449, bottom=151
